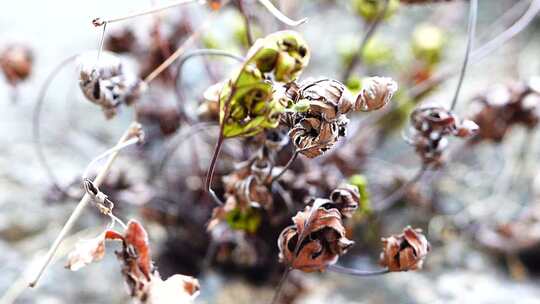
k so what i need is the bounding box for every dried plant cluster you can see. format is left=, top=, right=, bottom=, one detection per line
left=14, top=0, right=540, bottom=303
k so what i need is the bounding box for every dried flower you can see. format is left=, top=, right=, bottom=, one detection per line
left=0, top=44, right=33, bottom=86
left=379, top=226, right=430, bottom=272
left=471, top=78, right=540, bottom=143
left=77, top=51, right=145, bottom=119
left=65, top=232, right=106, bottom=271
left=282, top=76, right=397, bottom=157
left=329, top=183, right=360, bottom=218
left=408, top=106, right=478, bottom=166
left=278, top=203, right=354, bottom=272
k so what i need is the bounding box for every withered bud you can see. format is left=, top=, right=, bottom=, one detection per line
left=379, top=226, right=430, bottom=272
left=77, top=51, right=145, bottom=119
left=329, top=183, right=360, bottom=218
left=411, top=106, right=478, bottom=138
left=0, top=44, right=33, bottom=86
left=278, top=204, right=354, bottom=272
left=354, top=76, right=398, bottom=112
left=289, top=116, right=349, bottom=158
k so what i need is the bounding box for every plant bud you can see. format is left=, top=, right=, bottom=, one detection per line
left=0, top=44, right=33, bottom=86
left=379, top=226, right=430, bottom=272
left=352, top=0, right=400, bottom=22
left=412, top=24, right=445, bottom=66
left=355, top=76, right=398, bottom=112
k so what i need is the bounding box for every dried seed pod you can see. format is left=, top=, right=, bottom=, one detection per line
left=354, top=76, right=398, bottom=112
left=249, top=30, right=310, bottom=82
left=471, top=78, right=540, bottom=143
left=379, top=226, right=430, bottom=272
left=77, top=51, right=145, bottom=119
left=278, top=204, right=354, bottom=272
left=329, top=183, right=360, bottom=218
left=288, top=115, right=349, bottom=158
left=408, top=106, right=478, bottom=166
left=0, top=44, right=33, bottom=86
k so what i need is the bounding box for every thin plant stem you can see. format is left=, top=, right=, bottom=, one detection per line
left=327, top=264, right=390, bottom=277
left=257, top=0, right=307, bottom=26
left=143, top=30, right=201, bottom=84
left=28, top=122, right=138, bottom=288
left=270, top=267, right=292, bottom=304
left=270, top=150, right=299, bottom=184
left=341, top=0, right=389, bottom=82
left=32, top=55, right=79, bottom=192
left=97, top=22, right=107, bottom=62
left=449, top=0, right=478, bottom=111
left=205, top=131, right=226, bottom=206
left=374, top=165, right=427, bottom=212
left=81, top=137, right=140, bottom=180
left=409, top=0, right=540, bottom=101
left=174, top=49, right=244, bottom=113
left=237, top=0, right=254, bottom=46
left=93, top=0, right=203, bottom=26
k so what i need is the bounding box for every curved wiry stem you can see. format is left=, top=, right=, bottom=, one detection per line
left=374, top=165, right=427, bottom=212
left=32, top=54, right=79, bottom=192
left=449, top=0, right=478, bottom=111
left=82, top=137, right=140, bottom=180
left=92, top=0, right=203, bottom=26
left=257, top=0, right=307, bottom=26
left=341, top=0, right=389, bottom=82
left=410, top=0, right=540, bottom=100
left=174, top=49, right=244, bottom=113
left=327, top=264, right=390, bottom=277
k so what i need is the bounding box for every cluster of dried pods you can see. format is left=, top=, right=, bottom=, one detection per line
left=25, top=0, right=524, bottom=302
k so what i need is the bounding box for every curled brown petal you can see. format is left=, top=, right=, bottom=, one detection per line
left=379, top=226, right=431, bottom=272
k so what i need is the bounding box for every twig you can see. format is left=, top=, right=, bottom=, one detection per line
left=32, top=55, right=79, bottom=192
left=82, top=137, right=140, bottom=180
left=237, top=0, right=254, bottom=46
left=341, top=0, right=389, bottom=82
left=28, top=122, right=139, bottom=288
left=143, top=29, right=203, bottom=84
left=92, top=0, right=203, bottom=26
left=270, top=150, right=299, bottom=184
left=327, top=264, right=390, bottom=276
left=257, top=0, right=307, bottom=26
left=449, top=0, right=478, bottom=111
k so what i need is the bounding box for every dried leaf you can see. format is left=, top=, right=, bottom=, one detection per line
left=65, top=232, right=106, bottom=271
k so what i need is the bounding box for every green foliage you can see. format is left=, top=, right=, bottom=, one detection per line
left=348, top=174, right=371, bottom=214
left=225, top=207, right=262, bottom=234
left=352, top=0, right=400, bottom=22
left=412, top=24, right=446, bottom=66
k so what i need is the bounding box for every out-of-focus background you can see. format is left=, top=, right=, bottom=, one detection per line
left=1, top=0, right=540, bottom=303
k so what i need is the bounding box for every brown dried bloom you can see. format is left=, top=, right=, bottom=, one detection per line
left=379, top=226, right=431, bottom=272
left=77, top=51, right=145, bottom=119
left=471, top=77, right=540, bottom=143
left=282, top=77, right=397, bottom=158
left=409, top=106, right=478, bottom=166
left=0, top=44, right=33, bottom=86
left=278, top=203, right=354, bottom=272
left=329, top=183, right=360, bottom=218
